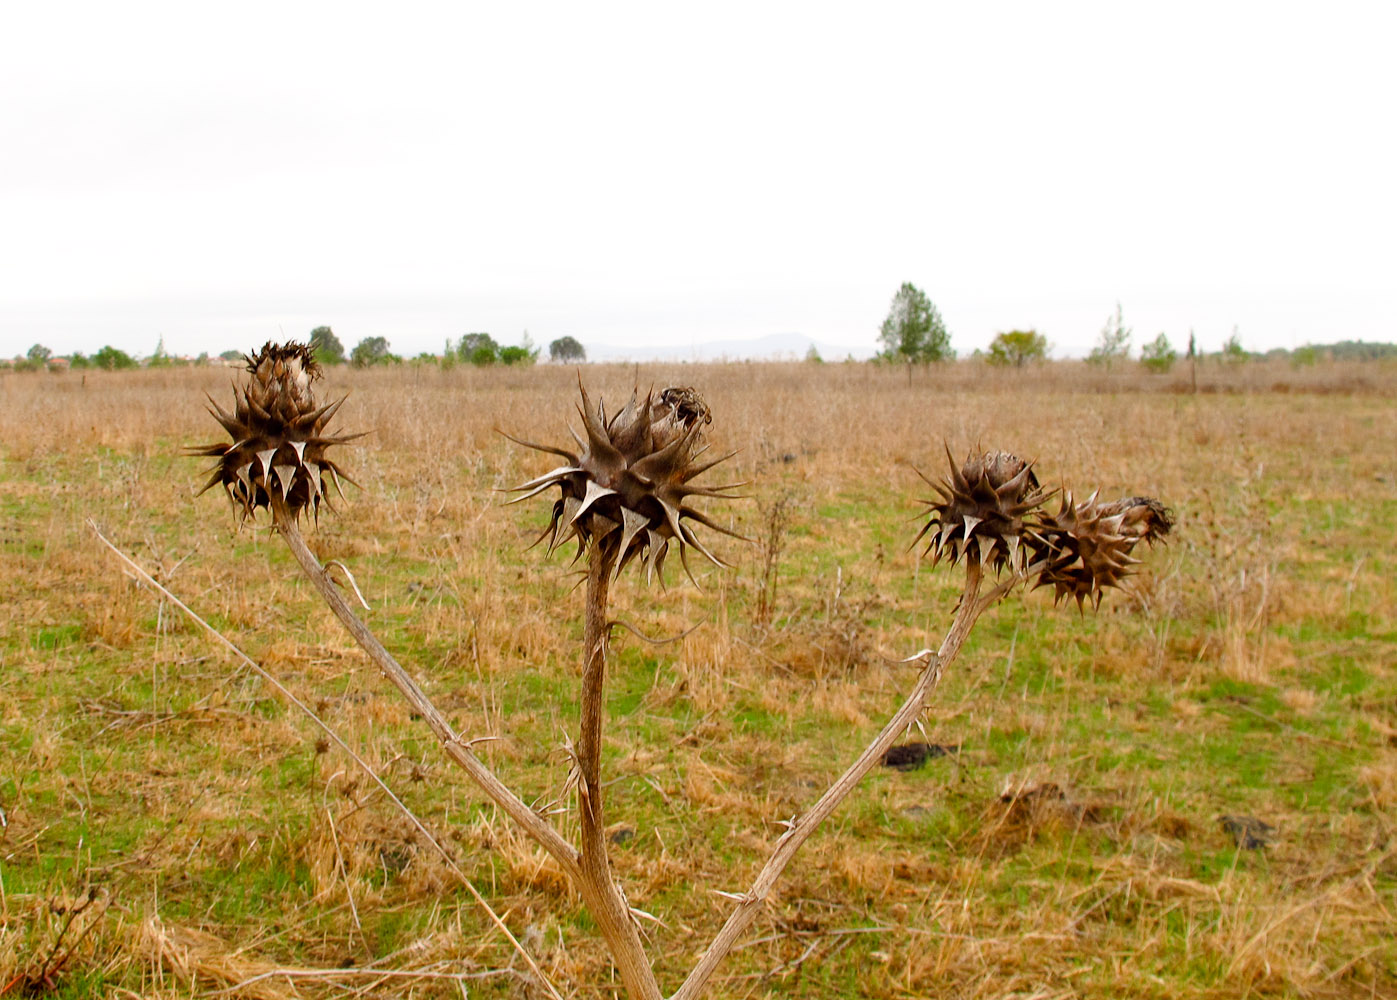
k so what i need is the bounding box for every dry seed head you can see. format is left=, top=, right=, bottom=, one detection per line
left=912, top=447, right=1051, bottom=574
left=190, top=341, right=359, bottom=523
left=1032, top=493, right=1174, bottom=610
left=504, top=384, right=743, bottom=584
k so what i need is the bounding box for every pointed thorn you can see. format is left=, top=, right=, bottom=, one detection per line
left=572, top=480, right=617, bottom=523
left=274, top=464, right=298, bottom=500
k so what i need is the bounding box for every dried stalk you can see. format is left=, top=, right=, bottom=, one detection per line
left=672, top=559, right=987, bottom=1000
left=268, top=498, right=582, bottom=882
left=575, top=547, right=663, bottom=1000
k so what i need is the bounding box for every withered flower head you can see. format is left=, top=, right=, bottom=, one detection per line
left=505, top=384, right=742, bottom=584
left=913, top=447, right=1051, bottom=574
left=1032, top=493, right=1174, bottom=610
left=190, top=341, right=359, bottom=522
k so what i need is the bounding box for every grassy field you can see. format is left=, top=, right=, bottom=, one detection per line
left=1, top=358, right=1395, bottom=999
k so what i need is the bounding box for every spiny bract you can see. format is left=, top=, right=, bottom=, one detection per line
left=505, top=384, right=743, bottom=584
left=1032, top=493, right=1174, bottom=610
left=912, top=447, right=1052, bottom=574
left=191, top=341, right=358, bottom=522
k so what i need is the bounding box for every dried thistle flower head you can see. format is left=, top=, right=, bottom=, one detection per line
left=190, top=341, right=358, bottom=522
left=505, top=384, right=742, bottom=583
left=1032, top=493, right=1174, bottom=610
left=1096, top=496, right=1174, bottom=546
left=913, top=447, right=1051, bottom=573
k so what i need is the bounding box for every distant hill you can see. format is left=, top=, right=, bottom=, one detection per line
left=581, top=332, right=874, bottom=363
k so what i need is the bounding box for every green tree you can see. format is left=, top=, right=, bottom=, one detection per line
left=986, top=330, right=1048, bottom=367
left=1088, top=302, right=1132, bottom=369
left=350, top=336, right=391, bottom=367
left=219, top=349, right=244, bottom=362
left=69, top=352, right=91, bottom=369
left=499, top=344, right=538, bottom=366
left=93, top=345, right=137, bottom=370
left=310, top=326, right=345, bottom=365
left=1221, top=327, right=1248, bottom=364
left=27, top=344, right=52, bottom=368
left=1140, top=333, right=1177, bottom=374
left=549, top=336, right=586, bottom=363
left=1290, top=344, right=1319, bottom=368
left=459, top=332, right=499, bottom=366
left=877, top=282, right=953, bottom=364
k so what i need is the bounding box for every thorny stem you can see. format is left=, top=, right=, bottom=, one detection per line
left=268, top=500, right=583, bottom=881
left=672, top=560, right=987, bottom=1000
left=576, top=545, right=663, bottom=1000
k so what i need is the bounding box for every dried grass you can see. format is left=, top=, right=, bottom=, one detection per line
left=2, top=359, right=1395, bottom=997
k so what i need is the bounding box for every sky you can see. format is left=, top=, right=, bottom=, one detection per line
left=3, top=2, right=1394, bottom=362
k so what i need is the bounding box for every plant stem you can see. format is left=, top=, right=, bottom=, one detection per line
left=269, top=499, right=582, bottom=881
left=673, top=560, right=985, bottom=1000
left=575, top=545, right=663, bottom=1000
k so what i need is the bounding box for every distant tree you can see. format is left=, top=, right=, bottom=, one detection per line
left=69, top=352, right=91, bottom=370
left=148, top=336, right=172, bottom=368
left=1290, top=344, right=1319, bottom=368
left=1184, top=329, right=1198, bottom=392
left=877, top=282, right=953, bottom=365
left=310, top=326, right=345, bottom=365
left=459, top=332, right=499, bottom=366
left=219, top=349, right=244, bottom=362
left=549, top=336, right=586, bottom=363
left=1221, top=327, right=1248, bottom=364
left=93, top=345, right=138, bottom=370
left=1140, top=333, right=1177, bottom=374
left=350, top=336, right=391, bottom=367
left=986, top=330, right=1049, bottom=368
left=1088, top=303, right=1132, bottom=369
left=499, top=344, right=538, bottom=366
left=27, top=344, right=52, bottom=367
left=805, top=345, right=823, bottom=364
left=503, top=332, right=539, bottom=366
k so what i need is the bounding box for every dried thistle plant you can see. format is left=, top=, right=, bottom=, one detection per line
left=913, top=447, right=1052, bottom=574
left=502, top=383, right=743, bottom=999
left=165, top=358, right=1178, bottom=1000
left=1033, top=493, right=1175, bottom=609
left=189, top=341, right=358, bottom=523
left=503, top=383, right=743, bottom=584
left=912, top=446, right=1172, bottom=605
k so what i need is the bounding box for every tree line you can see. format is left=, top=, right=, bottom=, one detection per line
left=309, top=327, right=586, bottom=368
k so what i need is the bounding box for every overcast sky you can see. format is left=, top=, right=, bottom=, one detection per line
left=3, top=2, right=1393, bottom=361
